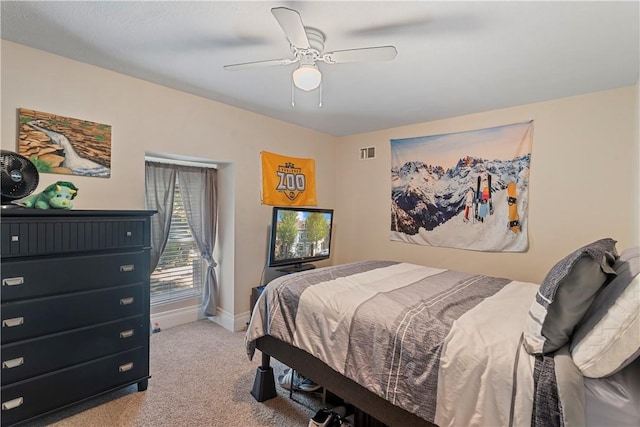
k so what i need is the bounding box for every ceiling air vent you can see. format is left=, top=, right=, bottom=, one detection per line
left=359, top=147, right=376, bottom=160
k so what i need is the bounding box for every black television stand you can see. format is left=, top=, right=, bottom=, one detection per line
left=275, top=263, right=316, bottom=274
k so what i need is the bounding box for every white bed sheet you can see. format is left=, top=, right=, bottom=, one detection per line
left=584, top=355, right=640, bottom=426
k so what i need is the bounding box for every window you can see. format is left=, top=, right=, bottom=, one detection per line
left=150, top=176, right=203, bottom=305
left=146, top=157, right=218, bottom=315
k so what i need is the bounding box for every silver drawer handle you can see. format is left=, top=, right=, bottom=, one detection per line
left=120, top=297, right=134, bottom=305
left=120, top=329, right=134, bottom=339
left=2, top=317, right=24, bottom=328
left=2, top=397, right=23, bottom=411
left=120, top=264, right=135, bottom=272
left=126, top=231, right=132, bottom=237
left=119, top=362, right=134, bottom=373
left=2, top=277, right=24, bottom=287
left=2, top=357, right=24, bottom=369
left=11, top=235, right=19, bottom=242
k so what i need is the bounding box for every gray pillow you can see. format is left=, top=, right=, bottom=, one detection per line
left=572, top=246, right=640, bottom=344
left=570, top=246, right=640, bottom=377
left=523, top=238, right=618, bottom=355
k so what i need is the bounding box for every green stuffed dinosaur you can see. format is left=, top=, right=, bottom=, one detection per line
left=15, top=181, right=79, bottom=209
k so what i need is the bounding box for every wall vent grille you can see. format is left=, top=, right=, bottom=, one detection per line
left=359, top=147, right=376, bottom=160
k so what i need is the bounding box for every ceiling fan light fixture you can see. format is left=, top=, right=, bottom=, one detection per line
left=293, top=64, right=321, bottom=91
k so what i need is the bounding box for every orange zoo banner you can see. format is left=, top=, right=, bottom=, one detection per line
left=261, top=151, right=317, bottom=206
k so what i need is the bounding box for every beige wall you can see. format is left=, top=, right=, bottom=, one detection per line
left=333, top=86, right=639, bottom=284
left=3, top=41, right=638, bottom=328
left=634, top=81, right=640, bottom=243
left=1, top=41, right=337, bottom=329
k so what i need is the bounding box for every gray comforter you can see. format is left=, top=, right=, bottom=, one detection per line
left=245, top=261, right=585, bottom=427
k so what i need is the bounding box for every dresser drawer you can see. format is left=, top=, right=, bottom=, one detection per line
left=1, top=250, right=149, bottom=302
left=1, top=284, right=144, bottom=344
left=1, top=316, right=146, bottom=385
left=0, top=347, right=148, bottom=427
left=0, top=217, right=147, bottom=258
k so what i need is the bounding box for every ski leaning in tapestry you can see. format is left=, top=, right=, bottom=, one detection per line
left=390, top=121, right=533, bottom=252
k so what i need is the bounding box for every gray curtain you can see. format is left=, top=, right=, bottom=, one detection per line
left=145, top=162, right=176, bottom=272
left=175, top=166, right=219, bottom=317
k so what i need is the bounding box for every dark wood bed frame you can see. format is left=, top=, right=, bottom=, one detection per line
left=251, top=335, right=435, bottom=427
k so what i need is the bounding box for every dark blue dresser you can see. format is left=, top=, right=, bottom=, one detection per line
left=0, top=209, right=154, bottom=426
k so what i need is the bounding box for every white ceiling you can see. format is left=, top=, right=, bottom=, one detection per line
left=1, top=1, right=638, bottom=136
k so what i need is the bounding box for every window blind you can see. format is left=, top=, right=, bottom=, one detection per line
left=150, top=176, right=203, bottom=305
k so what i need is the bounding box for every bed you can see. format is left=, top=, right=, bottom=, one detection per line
left=245, top=239, right=639, bottom=427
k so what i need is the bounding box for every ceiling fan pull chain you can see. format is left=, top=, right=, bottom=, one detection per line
left=291, top=80, right=296, bottom=107
left=318, top=82, right=323, bottom=108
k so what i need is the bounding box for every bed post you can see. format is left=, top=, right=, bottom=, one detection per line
left=250, top=352, right=277, bottom=402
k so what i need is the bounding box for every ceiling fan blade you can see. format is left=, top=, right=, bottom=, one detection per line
left=158, top=36, right=270, bottom=52
left=321, top=46, right=398, bottom=64
left=223, top=58, right=297, bottom=71
left=271, top=7, right=310, bottom=49
left=347, top=17, right=433, bottom=38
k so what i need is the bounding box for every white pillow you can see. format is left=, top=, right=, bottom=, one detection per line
left=570, top=247, right=640, bottom=378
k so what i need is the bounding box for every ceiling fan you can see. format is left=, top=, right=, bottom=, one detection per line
left=223, top=7, right=397, bottom=105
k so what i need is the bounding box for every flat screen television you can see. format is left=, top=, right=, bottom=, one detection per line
left=268, top=206, right=334, bottom=272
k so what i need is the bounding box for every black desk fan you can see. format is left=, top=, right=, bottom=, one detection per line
left=1, top=150, right=39, bottom=208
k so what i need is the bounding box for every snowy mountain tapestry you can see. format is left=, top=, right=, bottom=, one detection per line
left=390, top=121, right=533, bottom=252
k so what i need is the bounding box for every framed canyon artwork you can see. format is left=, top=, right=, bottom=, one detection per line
left=18, top=108, right=111, bottom=178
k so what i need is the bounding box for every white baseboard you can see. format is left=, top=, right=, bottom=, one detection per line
left=150, top=305, right=251, bottom=333
left=212, top=307, right=251, bottom=332
left=150, top=306, right=203, bottom=331
left=234, top=311, right=252, bottom=332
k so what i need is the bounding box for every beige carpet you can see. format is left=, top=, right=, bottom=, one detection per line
left=22, top=320, right=324, bottom=427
